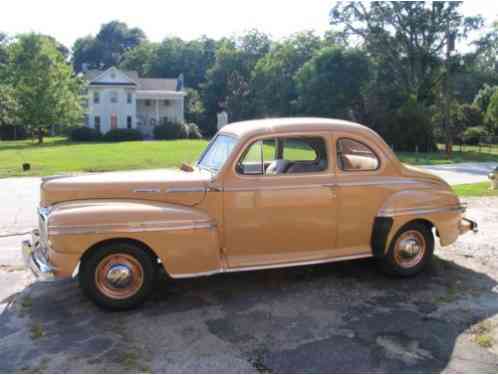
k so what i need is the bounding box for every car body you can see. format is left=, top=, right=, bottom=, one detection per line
left=22, top=118, right=477, bottom=309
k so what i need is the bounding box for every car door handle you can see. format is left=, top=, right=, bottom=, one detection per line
left=322, top=183, right=337, bottom=198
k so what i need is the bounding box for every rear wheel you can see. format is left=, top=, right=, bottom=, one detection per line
left=378, top=222, right=434, bottom=277
left=79, top=242, right=156, bottom=310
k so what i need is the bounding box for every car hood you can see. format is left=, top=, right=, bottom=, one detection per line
left=40, top=168, right=212, bottom=207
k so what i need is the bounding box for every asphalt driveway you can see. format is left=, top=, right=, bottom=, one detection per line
left=0, top=166, right=498, bottom=372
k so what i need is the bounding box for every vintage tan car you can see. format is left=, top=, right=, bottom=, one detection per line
left=22, top=118, right=478, bottom=310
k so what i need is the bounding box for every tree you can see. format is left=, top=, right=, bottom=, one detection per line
left=184, top=88, right=205, bottom=126
left=201, top=31, right=272, bottom=134
left=485, top=89, right=498, bottom=134
left=329, top=2, right=483, bottom=102
left=0, top=84, right=18, bottom=126
left=251, top=31, right=323, bottom=117
left=9, top=34, right=83, bottom=143
left=72, top=21, right=146, bottom=72
left=473, top=84, right=498, bottom=113
left=474, top=20, right=498, bottom=74
left=294, top=47, right=370, bottom=119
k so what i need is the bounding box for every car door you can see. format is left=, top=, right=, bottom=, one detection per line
left=222, top=132, right=338, bottom=269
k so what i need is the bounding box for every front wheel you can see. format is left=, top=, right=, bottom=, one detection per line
left=79, top=242, right=156, bottom=310
left=378, top=222, right=434, bottom=277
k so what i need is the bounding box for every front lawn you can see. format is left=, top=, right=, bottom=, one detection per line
left=452, top=182, right=498, bottom=197
left=1, top=137, right=497, bottom=178
left=0, top=137, right=208, bottom=178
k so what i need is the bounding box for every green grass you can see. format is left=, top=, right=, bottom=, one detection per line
left=0, top=137, right=208, bottom=178
left=1, top=137, right=497, bottom=178
left=452, top=182, right=498, bottom=197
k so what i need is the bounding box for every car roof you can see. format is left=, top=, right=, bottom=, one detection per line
left=220, top=117, right=375, bottom=140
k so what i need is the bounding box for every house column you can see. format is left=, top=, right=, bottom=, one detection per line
left=155, top=99, right=159, bottom=125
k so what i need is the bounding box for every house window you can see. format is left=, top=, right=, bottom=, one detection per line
left=94, top=116, right=101, bottom=133
left=127, top=92, right=132, bottom=104
left=145, top=99, right=151, bottom=107
left=163, top=100, right=170, bottom=106
left=127, top=116, right=133, bottom=129
left=110, top=91, right=118, bottom=103
left=84, top=115, right=89, bottom=127
left=161, top=117, right=169, bottom=125
left=93, top=92, right=100, bottom=104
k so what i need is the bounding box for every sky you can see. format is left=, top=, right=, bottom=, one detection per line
left=1, top=1, right=497, bottom=49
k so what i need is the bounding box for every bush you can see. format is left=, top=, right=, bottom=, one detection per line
left=463, top=126, right=489, bottom=145
left=102, top=128, right=143, bottom=142
left=382, top=97, right=436, bottom=152
left=69, top=126, right=101, bottom=142
left=153, top=121, right=188, bottom=140
left=185, top=123, right=203, bottom=139
left=0, top=125, right=28, bottom=140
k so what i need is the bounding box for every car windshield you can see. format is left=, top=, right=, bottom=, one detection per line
left=197, top=134, right=238, bottom=173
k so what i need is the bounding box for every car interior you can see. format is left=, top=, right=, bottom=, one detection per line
left=237, top=137, right=328, bottom=175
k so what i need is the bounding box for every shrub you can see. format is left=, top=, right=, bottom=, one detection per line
left=69, top=126, right=101, bottom=142
left=460, top=104, right=483, bottom=129
left=0, top=125, right=28, bottom=140
left=153, top=121, right=188, bottom=140
left=485, top=89, right=498, bottom=134
left=463, top=126, right=489, bottom=145
left=185, top=123, right=203, bottom=139
left=102, top=128, right=143, bottom=142
left=382, top=97, right=436, bottom=152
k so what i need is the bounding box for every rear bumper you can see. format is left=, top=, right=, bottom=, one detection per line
left=22, top=230, right=55, bottom=282
left=459, top=217, right=478, bottom=235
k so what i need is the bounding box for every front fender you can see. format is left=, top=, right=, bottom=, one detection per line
left=46, top=200, right=222, bottom=277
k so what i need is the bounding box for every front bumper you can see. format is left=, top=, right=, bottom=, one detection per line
left=459, top=217, right=478, bottom=234
left=22, top=230, right=55, bottom=281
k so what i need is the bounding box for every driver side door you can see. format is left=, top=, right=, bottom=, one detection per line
left=222, top=133, right=338, bottom=269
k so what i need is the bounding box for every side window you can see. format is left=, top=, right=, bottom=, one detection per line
left=337, top=138, right=379, bottom=172
left=237, top=139, right=276, bottom=175
left=282, top=137, right=327, bottom=174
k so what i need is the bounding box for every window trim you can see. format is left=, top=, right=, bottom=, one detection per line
left=235, top=134, right=330, bottom=177
left=336, top=137, right=381, bottom=172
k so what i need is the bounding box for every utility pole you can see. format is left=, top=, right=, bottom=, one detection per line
left=444, top=23, right=455, bottom=158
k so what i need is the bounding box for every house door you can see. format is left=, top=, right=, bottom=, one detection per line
left=111, top=114, right=118, bottom=129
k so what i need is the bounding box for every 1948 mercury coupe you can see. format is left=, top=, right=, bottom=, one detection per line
left=22, top=118, right=478, bottom=310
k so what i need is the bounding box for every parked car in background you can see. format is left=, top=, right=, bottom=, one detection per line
left=23, top=118, right=477, bottom=310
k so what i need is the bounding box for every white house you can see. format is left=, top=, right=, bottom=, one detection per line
left=82, top=67, right=185, bottom=137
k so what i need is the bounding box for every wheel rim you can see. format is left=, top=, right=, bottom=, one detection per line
left=393, top=230, right=426, bottom=269
left=95, top=253, right=144, bottom=300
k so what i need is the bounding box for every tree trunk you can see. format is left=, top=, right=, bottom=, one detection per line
left=37, top=128, right=44, bottom=144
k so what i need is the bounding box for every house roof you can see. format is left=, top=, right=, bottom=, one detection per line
left=83, top=68, right=180, bottom=91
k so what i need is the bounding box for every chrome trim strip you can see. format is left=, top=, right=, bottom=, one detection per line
left=133, top=188, right=161, bottom=193
left=48, top=220, right=217, bottom=236
left=169, top=252, right=372, bottom=279
left=337, top=179, right=419, bottom=187
left=166, top=187, right=206, bottom=193
left=378, top=204, right=465, bottom=217
left=224, top=184, right=330, bottom=192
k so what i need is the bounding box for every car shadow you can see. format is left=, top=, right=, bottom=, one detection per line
left=1, top=256, right=497, bottom=372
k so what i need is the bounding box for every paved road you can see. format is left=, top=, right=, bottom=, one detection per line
left=422, top=162, right=497, bottom=186
left=1, top=167, right=498, bottom=372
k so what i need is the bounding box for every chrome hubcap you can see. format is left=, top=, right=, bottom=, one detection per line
left=95, top=253, right=144, bottom=300
left=105, top=264, right=133, bottom=289
left=394, top=230, right=426, bottom=269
